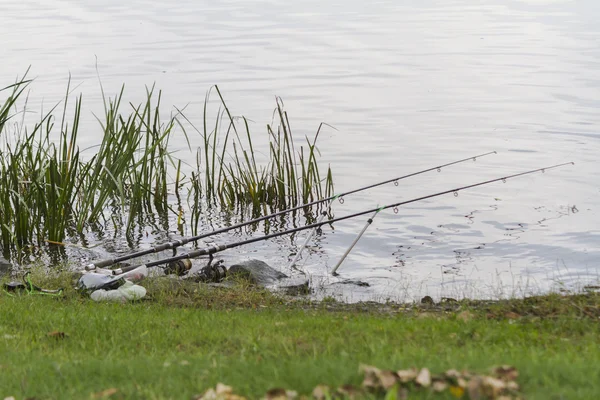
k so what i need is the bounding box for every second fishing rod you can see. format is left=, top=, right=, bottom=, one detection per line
left=114, top=161, right=574, bottom=275
left=86, top=151, right=497, bottom=270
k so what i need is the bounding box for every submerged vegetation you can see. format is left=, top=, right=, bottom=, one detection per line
left=0, top=70, right=333, bottom=260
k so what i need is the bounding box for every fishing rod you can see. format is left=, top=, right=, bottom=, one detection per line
left=114, top=162, right=573, bottom=275
left=85, top=151, right=497, bottom=271
left=331, top=210, right=379, bottom=275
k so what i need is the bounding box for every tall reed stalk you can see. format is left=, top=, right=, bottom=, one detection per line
left=184, top=85, right=334, bottom=234
left=0, top=74, right=181, bottom=257
left=0, top=72, right=334, bottom=259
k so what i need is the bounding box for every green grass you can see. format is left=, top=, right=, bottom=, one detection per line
left=0, top=280, right=598, bottom=399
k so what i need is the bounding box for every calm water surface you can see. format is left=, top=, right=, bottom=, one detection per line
left=2, top=0, right=599, bottom=301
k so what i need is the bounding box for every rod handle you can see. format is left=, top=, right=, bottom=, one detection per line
left=85, top=259, right=116, bottom=270
left=117, top=265, right=140, bottom=274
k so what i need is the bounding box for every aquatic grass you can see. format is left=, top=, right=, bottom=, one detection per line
left=185, top=85, right=334, bottom=223
left=0, top=73, right=335, bottom=261
left=0, top=68, right=32, bottom=133
left=0, top=76, right=182, bottom=256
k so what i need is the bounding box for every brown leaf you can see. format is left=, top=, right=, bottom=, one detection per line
left=336, top=384, right=362, bottom=399
left=493, top=365, right=519, bottom=382
left=378, top=370, right=399, bottom=390
left=359, top=364, right=381, bottom=389
left=467, top=376, right=484, bottom=400
left=457, top=378, right=468, bottom=389
left=311, top=385, right=330, bottom=400
left=359, top=364, right=398, bottom=390
left=264, top=388, right=297, bottom=400
left=215, top=383, right=233, bottom=395
left=432, top=380, right=448, bottom=392
left=194, top=383, right=247, bottom=400
left=92, top=388, right=118, bottom=398
left=396, top=368, right=418, bottom=383
left=481, top=376, right=506, bottom=397
left=445, top=369, right=461, bottom=380
left=415, top=368, right=431, bottom=387
left=47, top=331, right=68, bottom=339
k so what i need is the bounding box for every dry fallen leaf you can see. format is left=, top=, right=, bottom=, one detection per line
left=445, top=369, right=461, bottom=380
left=396, top=368, right=418, bottom=383
left=263, top=388, right=297, bottom=400
left=467, top=376, right=484, bottom=400
left=358, top=363, right=522, bottom=399
left=47, top=331, right=67, bottom=339
left=359, top=364, right=399, bottom=390
left=457, top=378, right=468, bottom=389
left=194, top=383, right=247, bottom=400
left=311, top=385, right=331, bottom=400
left=415, top=368, right=431, bottom=387
left=216, top=383, right=233, bottom=395
left=494, top=365, right=519, bottom=382
left=432, top=380, right=448, bottom=392
left=92, top=388, right=118, bottom=398
left=482, top=376, right=506, bottom=397
left=360, top=364, right=382, bottom=390
left=336, top=384, right=361, bottom=399
left=378, top=370, right=399, bottom=390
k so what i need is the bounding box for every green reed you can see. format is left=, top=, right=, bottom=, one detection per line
left=0, top=74, right=178, bottom=256
left=0, top=73, right=334, bottom=257
left=184, top=86, right=334, bottom=234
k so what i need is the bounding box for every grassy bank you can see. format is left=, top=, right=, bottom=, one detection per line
left=0, top=279, right=598, bottom=399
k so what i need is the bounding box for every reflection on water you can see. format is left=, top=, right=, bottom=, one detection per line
left=2, top=0, right=599, bottom=301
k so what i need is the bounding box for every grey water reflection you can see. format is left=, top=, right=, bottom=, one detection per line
left=2, top=0, right=600, bottom=301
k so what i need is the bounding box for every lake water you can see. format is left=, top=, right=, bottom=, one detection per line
left=2, top=0, right=599, bottom=301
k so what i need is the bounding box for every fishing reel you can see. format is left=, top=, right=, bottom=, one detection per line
left=195, top=258, right=227, bottom=283
left=164, top=258, right=193, bottom=276
left=163, top=256, right=227, bottom=283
